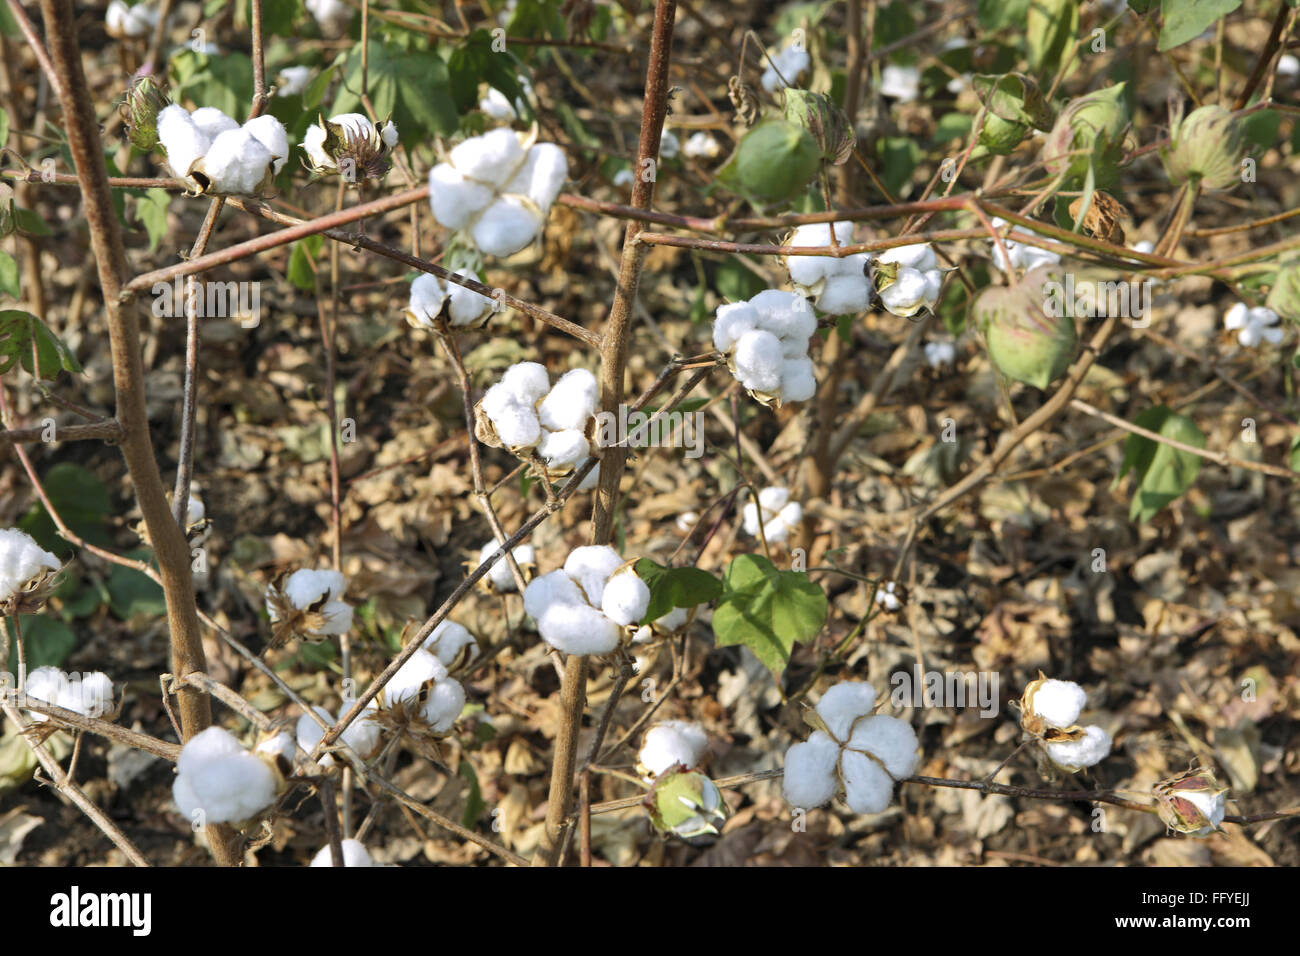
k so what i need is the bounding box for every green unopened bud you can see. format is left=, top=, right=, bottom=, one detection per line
left=782, top=89, right=855, bottom=165
left=1041, top=83, right=1128, bottom=184
left=1160, top=103, right=1245, bottom=191
left=1154, top=767, right=1228, bottom=836
left=1266, top=258, right=1300, bottom=322
left=121, top=75, right=171, bottom=152
left=974, top=73, right=1054, bottom=156
left=646, top=771, right=729, bottom=841
left=715, top=119, right=822, bottom=206
left=974, top=265, right=1078, bottom=389
left=0, top=183, right=14, bottom=238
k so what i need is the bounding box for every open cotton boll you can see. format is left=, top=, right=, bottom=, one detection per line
left=384, top=649, right=446, bottom=709
left=1029, top=678, right=1087, bottom=728
left=658, top=130, right=681, bottom=160
left=106, top=0, right=159, bottom=37
left=177, top=726, right=245, bottom=774
left=537, top=602, right=622, bottom=655
left=492, top=404, right=542, bottom=449
left=447, top=270, right=495, bottom=327
left=537, top=428, right=590, bottom=470
left=479, top=540, right=535, bottom=592
left=761, top=43, right=810, bottom=93
left=1224, top=303, right=1283, bottom=348
left=480, top=87, right=517, bottom=121
left=306, top=0, right=353, bottom=34
left=22, top=667, right=69, bottom=722
left=600, top=569, right=650, bottom=627
left=157, top=105, right=210, bottom=183
left=683, top=132, right=721, bottom=159
left=63, top=672, right=114, bottom=718
left=279, top=568, right=350, bottom=621
left=924, top=341, right=956, bottom=368
left=199, top=127, right=274, bottom=194
left=786, top=221, right=857, bottom=286
left=428, top=164, right=495, bottom=229
left=563, top=545, right=624, bottom=606
left=340, top=702, right=383, bottom=758
left=242, top=115, right=290, bottom=174
left=1045, top=725, right=1112, bottom=771
left=381, top=122, right=399, bottom=149
left=173, top=727, right=277, bottom=824
left=406, top=273, right=447, bottom=328
left=639, top=720, right=709, bottom=777
left=782, top=731, right=840, bottom=808
left=815, top=681, right=877, bottom=742
left=537, top=368, right=598, bottom=431
left=505, top=143, right=569, bottom=211
left=424, top=620, right=479, bottom=668
left=276, top=66, right=313, bottom=98
left=500, top=361, right=552, bottom=406
left=310, top=839, right=374, bottom=867
left=522, top=569, right=585, bottom=621
left=190, top=107, right=239, bottom=141
left=733, top=329, right=785, bottom=393
left=296, top=706, right=337, bottom=767
left=846, top=715, right=918, bottom=779
left=0, top=527, right=61, bottom=603
left=757, top=486, right=790, bottom=512
left=472, top=196, right=544, bottom=258
left=879, top=267, right=930, bottom=317
left=451, top=128, right=527, bottom=189
left=879, top=243, right=937, bottom=273
left=814, top=273, right=873, bottom=315
left=879, top=64, right=921, bottom=102
left=839, top=749, right=896, bottom=814
left=712, top=302, right=759, bottom=351
left=256, top=731, right=296, bottom=764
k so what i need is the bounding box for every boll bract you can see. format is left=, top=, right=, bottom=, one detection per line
left=310, top=838, right=375, bottom=866
left=1018, top=674, right=1112, bottom=772
left=157, top=104, right=288, bottom=195
left=21, top=668, right=114, bottom=723
left=476, top=363, right=598, bottom=475
left=266, top=568, right=354, bottom=648
left=638, top=720, right=709, bottom=779
left=522, top=546, right=649, bottom=655
left=785, top=221, right=873, bottom=315
left=0, top=527, right=61, bottom=611
left=783, top=681, right=919, bottom=815
left=713, top=290, right=818, bottom=406
left=428, top=128, right=568, bottom=258
left=302, top=112, right=399, bottom=182
left=742, top=486, right=803, bottom=544
left=874, top=243, right=944, bottom=317
left=477, top=540, right=537, bottom=593
left=761, top=41, right=810, bottom=93
left=172, top=727, right=281, bottom=825
left=1223, top=303, right=1283, bottom=348
left=404, top=270, right=496, bottom=330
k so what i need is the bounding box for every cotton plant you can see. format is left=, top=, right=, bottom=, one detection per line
left=785, top=221, right=873, bottom=315
left=405, top=270, right=496, bottom=330
left=874, top=243, right=945, bottom=317
left=873, top=580, right=905, bottom=613
left=761, top=41, right=810, bottom=92
left=712, top=290, right=818, bottom=406
left=296, top=701, right=383, bottom=769
left=265, top=568, right=354, bottom=649
left=475, top=362, right=599, bottom=476
left=0, top=527, right=61, bottom=612
left=172, top=727, right=283, bottom=826
left=105, top=0, right=159, bottom=38
left=428, top=128, right=569, bottom=258
left=638, top=720, right=709, bottom=779
left=477, top=540, right=537, bottom=594
left=275, top=66, right=313, bottom=98
left=988, top=217, right=1061, bottom=274
left=157, top=104, right=288, bottom=195
left=310, top=839, right=375, bottom=867
left=783, top=681, right=920, bottom=815
left=1018, top=674, right=1113, bottom=772
left=377, top=649, right=466, bottom=735
left=22, top=668, right=114, bottom=722
left=742, top=486, right=803, bottom=544
left=1223, top=302, right=1283, bottom=348
left=522, top=545, right=650, bottom=655
left=302, top=112, right=399, bottom=183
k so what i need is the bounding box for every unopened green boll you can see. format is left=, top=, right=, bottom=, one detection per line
left=1160, top=103, right=1245, bottom=191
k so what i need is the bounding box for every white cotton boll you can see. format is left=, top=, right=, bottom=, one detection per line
left=500, top=361, right=552, bottom=406
left=282, top=568, right=347, bottom=611
left=815, top=274, right=872, bottom=314
left=106, top=1, right=158, bottom=37
left=538, top=368, right=598, bottom=431
left=186, top=494, right=205, bottom=526
left=683, top=132, right=721, bottom=159
left=782, top=731, right=840, bottom=808
left=22, top=667, right=69, bottom=722
left=712, top=302, right=759, bottom=351
left=256, top=732, right=296, bottom=763
left=537, top=602, right=622, bottom=655
left=733, top=329, right=784, bottom=393
left=63, top=672, right=114, bottom=718
left=306, top=0, right=353, bottom=34
left=312, top=596, right=351, bottom=634
left=381, top=122, right=399, bottom=149
left=177, top=727, right=245, bottom=776
left=638, top=720, right=708, bottom=776
left=201, top=127, right=274, bottom=194
left=419, top=675, right=465, bottom=732
left=1045, top=724, right=1112, bottom=771
left=601, top=569, right=650, bottom=627
left=846, top=715, right=918, bottom=780
left=577, top=460, right=601, bottom=491
left=878, top=243, right=937, bottom=273
left=447, top=269, right=494, bottom=327
left=424, top=620, right=479, bottom=668
left=1030, top=678, right=1087, bottom=728
left=778, top=355, right=817, bottom=401
left=276, top=66, right=312, bottom=98
left=1278, top=54, right=1300, bottom=77
left=1181, top=789, right=1227, bottom=833
left=301, top=123, right=330, bottom=170
left=383, top=649, right=446, bottom=709
left=341, top=703, right=383, bottom=758
left=491, top=405, right=542, bottom=449
left=537, top=428, right=590, bottom=470
left=757, top=486, right=790, bottom=512
left=776, top=501, right=803, bottom=532
left=480, top=382, right=521, bottom=422
left=879, top=64, right=921, bottom=102
left=656, top=606, right=689, bottom=632
left=1223, top=303, right=1248, bottom=331
left=310, top=838, right=374, bottom=867
left=480, top=541, right=535, bottom=592
left=523, top=569, right=584, bottom=621
left=815, top=681, right=877, bottom=741
left=472, top=196, right=543, bottom=258
left=174, top=728, right=277, bottom=824
left=242, top=115, right=290, bottom=174
left=428, top=163, right=496, bottom=230
left=761, top=44, right=810, bottom=93
left=922, top=269, right=943, bottom=309
left=480, top=87, right=517, bottom=121
left=924, top=341, right=955, bottom=368
left=451, top=128, right=526, bottom=189
left=0, top=527, right=61, bottom=603
left=157, top=105, right=210, bottom=181
left=612, top=168, right=634, bottom=187
left=190, top=108, right=239, bottom=141
left=505, top=143, right=569, bottom=211
left=563, top=545, right=625, bottom=607
left=406, top=273, right=447, bottom=328
left=879, top=267, right=929, bottom=316
left=296, top=705, right=335, bottom=767
left=658, top=130, right=680, bottom=159
left=839, top=749, right=895, bottom=814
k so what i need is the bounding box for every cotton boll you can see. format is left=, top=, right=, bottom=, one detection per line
left=381, top=122, right=398, bottom=150
left=922, top=269, right=943, bottom=309
left=424, top=620, right=479, bottom=668
left=733, top=329, right=784, bottom=393
left=879, top=64, right=921, bottom=102
left=500, top=362, right=552, bottom=406
left=174, top=730, right=278, bottom=824
left=537, top=428, right=590, bottom=470
left=177, top=727, right=245, bottom=776
left=712, top=302, right=759, bottom=351
left=782, top=731, right=840, bottom=808
left=64, top=672, right=114, bottom=718
left=601, top=569, right=650, bottom=627
left=683, top=132, right=721, bottom=159
left=523, top=569, right=585, bottom=621
left=256, top=732, right=296, bottom=763
left=537, top=368, right=598, bottom=430
left=276, top=66, right=312, bottom=97
left=406, top=273, right=447, bottom=328
left=383, top=649, right=446, bottom=709
left=563, top=545, right=624, bottom=606
left=428, top=163, right=495, bottom=230
left=451, top=128, right=526, bottom=189
left=1045, top=725, right=1112, bottom=771
left=787, top=221, right=856, bottom=286
left=490, top=404, right=542, bottom=449
left=0, top=527, right=61, bottom=603
left=755, top=486, right=789, bottom=513
left=480, top=87, right=517, bottom=121
left=282, top=568, right=347, bottom=611
left=537, top=601, right=622, bottom=655
left=22, top=667, right=69, bottom=722
left=297, top=705, right=336, bottom=767
left=105, top=0, right=158, bottom=37
left=190, top=107, right=239, bottom=141
left=775, top=501, right=803, bottom=534
left=200, top=127, right=274, bottom=194
left=472, top=196, right=543, bottom=258
left=505, top=143, right=569, bottom=211
left=815, top=681, right=877, bottom=742
left=846, top=715, right=918, bottom=779
left=419, top=674, right=465, bottom=732
left=639, top=720, right=708, bottom=777
left=157, top=105, right=210, bottom=182
left=306, top=0, right=353, bottom=34
left=1029, top=679, right=1087, bottom=728
left=242, top=115, right=290, bottom=174
left=878, top=243, right=937, bottom=273
left=839, top=749, right=895, bottom=814
left=479, top=541, right=535, bottom=592
left=310, top=839, right=374, bottom=867
left=878, top=267, right=929, bottom=317
left=761, top=44, right=810, bottom=93
left=447, top=269, right=494, bottom=327
left=924, top=341, right=956, bottom=368
left=815, top=273, right=872, bottom=314
left=341, top=704, right=383, bottom=758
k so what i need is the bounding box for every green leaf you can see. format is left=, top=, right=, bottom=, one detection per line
left=1289, top=432, right=1300, bottom=473
left=458, top=758, right=485, bottom=827
left=287, top=235, right=323, bottom=291
left=714, top=257, right=767, bottom=303
left=1158, top=0, right=1242, bottom=52
left=13, top=207, right=51, bottom=237
left=19, top=462, right=111, bottom=552
left=978, top=0, right=1031, bottom=28
left=634, top=558, right=722, bottom=624
left=133, top=188, right=172, bottom=253
left=171, top=50, right=256, bottom=120
left=107, top=557, right=167, bottom=620
left=5, top=615, right=77, bottom=673
left=0, top=309, right=82, bottom=378
left=1027, top=0, right=1079, bottom=80
left=251, top=0, right=303, bottom=36
left=877, top=136, right=920, bottom=198
left=448, top=29, right=525, bottom=116
left=712, top=554, right=827, bottom=676
left=0, top=250, right=19, bottom=298
left=1115, top=405, right=1205, bottom=522
left=0, top=107, right=9, bottom=150
left=332, top=41, right=458, bottom=143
